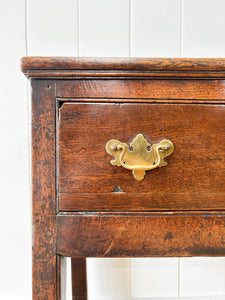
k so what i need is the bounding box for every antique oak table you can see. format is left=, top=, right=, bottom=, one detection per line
left=21, top=57, right=225, bottom=299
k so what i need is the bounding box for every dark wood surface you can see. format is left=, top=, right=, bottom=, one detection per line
left=20, top=57, right=225, bottom=299
left=56, top=79, right=225, bottom=101
left=58, top=103, right=225, bottom=211
left=57, top=212, right=225, bottom=257
left=71, top=258, right=87, bottom=300
left=21, top=57, right=225, bottom=71
left=31, top=80, right=60, bottom=299
left=21, top=57, right=225, bottom=79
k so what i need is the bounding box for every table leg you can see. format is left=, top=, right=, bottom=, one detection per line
left=71, top=258, right=87, bottom=300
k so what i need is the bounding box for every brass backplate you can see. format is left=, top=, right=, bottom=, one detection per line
left=105, top=134, right=174, bottom=181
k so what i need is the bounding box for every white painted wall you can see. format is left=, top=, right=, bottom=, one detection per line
left=1, top=0, right=225, bottom=299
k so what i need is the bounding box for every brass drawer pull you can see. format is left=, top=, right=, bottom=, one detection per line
left=106, top=134, right=174, bottom=181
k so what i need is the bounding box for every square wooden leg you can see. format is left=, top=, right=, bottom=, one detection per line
left=71, top=258, right=87, bottom=300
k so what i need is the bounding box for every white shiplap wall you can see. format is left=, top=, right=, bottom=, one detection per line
left=1, top=0, right=225, bottom=299
left=0, top=0, right=30, bottom=299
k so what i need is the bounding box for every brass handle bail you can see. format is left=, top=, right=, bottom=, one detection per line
left=105, top=133, right=174, bottom=181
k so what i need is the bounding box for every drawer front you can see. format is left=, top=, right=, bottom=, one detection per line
left=58, top=102, right=225, bottom=211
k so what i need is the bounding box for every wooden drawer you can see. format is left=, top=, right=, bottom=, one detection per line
left=58, top=102, right=225, bottom=212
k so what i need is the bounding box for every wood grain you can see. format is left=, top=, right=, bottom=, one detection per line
left=71, top=258, right=87, bottom=300
left=21, top=57, right=225, bottom=71
left=32, top=80, right=58, bottom=299
left=21, top=57, right=225, bottom=78
left=57, top=212, right=225, bottom=257
left=20, top=58, right=225, bottom=299
left=58, top=103, right=225, bottom=211
left=56, top=79, right=225, bottom=100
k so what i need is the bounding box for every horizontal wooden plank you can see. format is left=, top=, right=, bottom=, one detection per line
left=21, top=57, right=225, bottom=71
left=21, top=57, right=225, bottom=78
left=56, top=79, right=225, bottom=100
left=56, top=212, right=225, bottom=257
left=59, top=192, right=225, bottom=212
